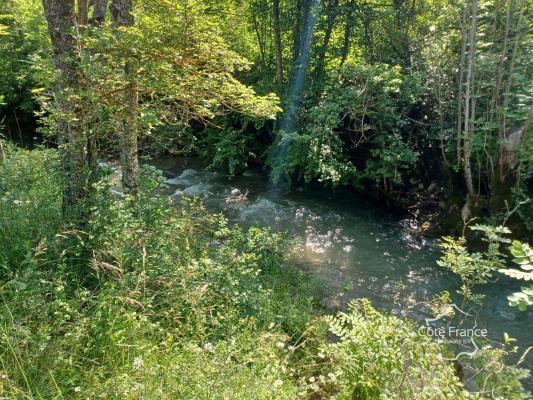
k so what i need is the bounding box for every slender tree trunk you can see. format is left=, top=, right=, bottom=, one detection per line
left=490, top=0, right=512, bottom=122
left=77, top=0, right=91, bottom=179
left=42, top=0, right=87, bottom=208
left=111, top=0, right=139, bottom=194
left=339, top=0, right=356, bottom=67
left=273, top=0, right=283, bottom=86
left=292, top=0, right=303, bottom=62
left=463, top=0, right=478, bottom=199
left=500, top=0, right=524, bottom=143
left=78, top=0, right=88, bottom=26
left=87, top=0, right=108, bottom=179
left=0, top=138, right=5, bottom=162
left=89, top=0, right=108, bottom=25
left=490, top=0, right=526, bottom=212
left=314, top=0, right=339, bottom=82
left=120, top=61, right=139, bottom=193
left=456, top=3, right=468, bottom=166
left=252, top=15, right=267, bottom=68
left=494, top=0, right=512, bottom=182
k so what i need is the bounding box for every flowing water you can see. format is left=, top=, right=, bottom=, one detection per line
left=119, top=156, right=533, bottom=379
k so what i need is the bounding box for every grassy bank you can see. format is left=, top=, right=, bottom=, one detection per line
left=0, top=146, right=529, bottom=399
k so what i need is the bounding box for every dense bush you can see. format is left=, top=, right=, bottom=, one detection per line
left=201, top=115, right=271, bottom=176
left=268, top=63, right=421, bottom=189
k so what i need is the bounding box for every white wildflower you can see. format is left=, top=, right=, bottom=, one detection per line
left=132, top=356, right=144, bottom=370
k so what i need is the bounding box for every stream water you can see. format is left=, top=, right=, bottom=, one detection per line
left=126, top=156, right=533, bottom=379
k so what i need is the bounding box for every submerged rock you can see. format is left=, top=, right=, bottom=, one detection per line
left=226, top=188, right=248, bottom=205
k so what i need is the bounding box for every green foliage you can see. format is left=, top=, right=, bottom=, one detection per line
left=0, top=0, right=48, bottom=135
left=201, top=115, right=269, bottom=176
left=267, top=130, right=315, bottom=186
left=313, top=299, right=467, bottom=399
left=467, top=346, right=532, bottom=400
left=500, top=241, right=533, bottom=310
left=437, top=225, right=510, bottom=304
left=269, top=63, right=421, bottom=188
left=435, top=225, right=532, bottom=399
left=438, top=225, right=533, bottom=311
left=208, top=126, right=253, bottom=176
left=65, top=0, right=281, bottom=143
left=2, top=147, right=509, bottom=399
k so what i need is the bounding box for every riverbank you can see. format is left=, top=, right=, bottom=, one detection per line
left=1, top=145, right=531, bottom=398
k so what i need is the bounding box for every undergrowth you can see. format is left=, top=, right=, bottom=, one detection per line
left=0, top=146, right=529, bottom=399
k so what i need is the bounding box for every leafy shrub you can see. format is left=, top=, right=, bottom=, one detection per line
left=203, top=116, right=268, bottom=177
left=500, top=240, right=533, bottom=310
left=467, top=346, right=532, bottom=400
left=302, top=299, right=467, bottom=400
left=436, top=225, right=532, bottom=398
left=437, top=225, right=510, bottom=305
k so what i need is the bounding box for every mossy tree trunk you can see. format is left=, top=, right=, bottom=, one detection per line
left=111, top=0, right=139, bottom=195
left=42, top=0, right=87, bottom=208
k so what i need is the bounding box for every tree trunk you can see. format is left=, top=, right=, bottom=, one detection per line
left=252, top=15, right=267, bottom=69
left=463, top=0, right=478, bottom=199
left=483, top=0, right=526, bottom=214
left=490, top=0, right=512, bottom=125
left=273, top=0, right=283, bottom=86
left=0, top=138, right=5, bottom=162
left=120, top=61, right=140, bottom=193
left=500, top=0, right=524, bottom=153
left=86, top=1, right=108, bottom=181
left=89, top=0, right=108, bottom=25
left=77, top=0, right=88, bottom=26
left=339, top=0, right=355, bottom=67
left=42, top=0, right=87, bottom=208
left=314, top=0, right=339, bottom=82
left=292, top=0, right=303, bottom=62
left=456, top=3, right=468, bottom=166
left=111, top=0, right=139, bottom=195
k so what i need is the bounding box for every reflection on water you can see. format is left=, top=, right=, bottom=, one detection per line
left=111, top=156, right=533, bottom=374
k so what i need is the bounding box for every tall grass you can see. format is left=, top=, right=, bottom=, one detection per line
left=0, top=145, right=61, bottom=271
